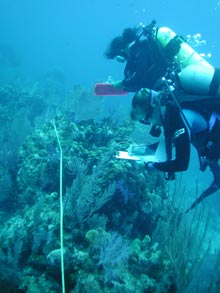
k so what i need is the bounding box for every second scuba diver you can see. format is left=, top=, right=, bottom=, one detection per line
left=130, top=86, right=220, bottom=213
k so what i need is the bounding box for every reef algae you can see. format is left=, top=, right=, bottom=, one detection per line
left=0, top=113, right=175, bottom=292
left=0, top=112, right=210, bottom=292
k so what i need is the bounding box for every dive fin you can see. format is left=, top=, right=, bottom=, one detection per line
left=185, top=181, right=219, bottom=214
left=185, top=161, right=220, bottom=214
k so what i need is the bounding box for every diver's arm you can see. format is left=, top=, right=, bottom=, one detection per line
left=122, top=59, right=148, bottom=92
left=122, top=38, right=167, bottom=92
left=122, top=42, right=152, bottom=92
left=152, top=101, right=190, bottom=172
left=153, top=131, right=190, bottom=172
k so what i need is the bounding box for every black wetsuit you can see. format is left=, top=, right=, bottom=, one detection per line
left=150, top=100, right=220, bottom=212
left=152, top=99, right=220, bottom=173
left=122, top=38, right=167, bottom=92
left=153, top=101, right=191, bottom=173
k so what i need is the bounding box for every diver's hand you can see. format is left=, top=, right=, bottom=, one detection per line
left=137, top=88, right=161, bottom=102
left=136, top=160, right=155, bottom=171
left=144, top=161, right=155, bottom=170
left=111, top=80, right=123, bottom=88
left=135, top=88, right=151, bottom=101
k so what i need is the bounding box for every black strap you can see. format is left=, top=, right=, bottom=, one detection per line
left=164, top=35, right=182, bottom=61
left=209, top=67, right=220, bottom=96
left=163, top=80, right=204, bottom=169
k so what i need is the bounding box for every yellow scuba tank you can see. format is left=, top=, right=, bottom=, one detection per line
left=156, top=27, right=220, bottom=96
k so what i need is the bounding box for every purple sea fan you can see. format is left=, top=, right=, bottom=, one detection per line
left=97, top=231, right=129, bottom=283
left=117, top=179, right=134, bottom=204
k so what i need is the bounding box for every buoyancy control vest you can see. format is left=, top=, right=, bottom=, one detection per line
left=156, top=27, right=220, bottom=96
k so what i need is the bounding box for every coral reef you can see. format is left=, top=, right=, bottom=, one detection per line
left=0, top=84, right=214, bottom=292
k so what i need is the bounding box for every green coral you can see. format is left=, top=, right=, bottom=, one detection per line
left=0, top=111, right=176, bottom=292
left=17, top=115, right=133, bottom=194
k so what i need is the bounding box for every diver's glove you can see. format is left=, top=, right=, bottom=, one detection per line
left=149, top=124, right=161, bottom=138
left=144, top=161, right=155, bottom=171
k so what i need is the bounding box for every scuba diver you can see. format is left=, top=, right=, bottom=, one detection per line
left=105, top=20, right=220, bottom=97
left=105, top=20, right=220, bottom=211
left=130, top=84, right=220, bottom=213
left=105, top=22, right=167, bottom=92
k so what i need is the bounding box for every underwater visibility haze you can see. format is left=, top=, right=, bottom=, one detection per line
left=0, top=0, right=220, bottom=292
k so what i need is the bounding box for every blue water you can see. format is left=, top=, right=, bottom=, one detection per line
left=0, top=0, right=219, bottom=87
left=1, top=1, right=220, bottom=291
